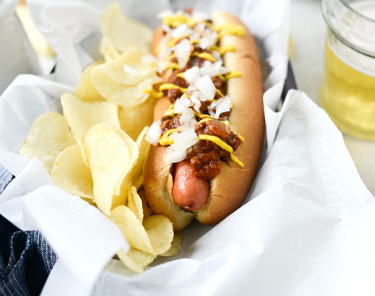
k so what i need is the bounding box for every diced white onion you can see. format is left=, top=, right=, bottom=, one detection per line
left=203, top=29, right=219, bottom=47
left=172, top=39, right=191, bottom=69
left=193, top=75, right=216, bottom=101
left=179, top=108, right=197, bottom=127
left=200, top=60, right=222, bottom=77
left=165, top=147, right=187, bottom=164
left=123, top=64, right=138, bottom=75
left=170, top=129, right=199, bottom=151
left=190, top=33, right=201, bottom=40
left=172, top=24, right=192, bottom=39
left=219, top=66, right=229, bottom=74
left=212, top=50, right=221, bottom=61
left=192, top=90, right=207, bottom=101
left=198, top=37, right=210, bottom=49
left=145, top=121, right=162, bottom=146
left=190, top=94, right=202, bottom=112
left=174, top=95, right=192, bottom=113
left=211, top=95, right=233, bottom=119
left=184, top=66, right=200, bottom=84
left=194, top=23, right=206, bottom=33
left=161, top=24, right=171, bottom=32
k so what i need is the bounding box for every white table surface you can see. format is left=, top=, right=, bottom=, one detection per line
left=291, top=0, right=375, bottom=195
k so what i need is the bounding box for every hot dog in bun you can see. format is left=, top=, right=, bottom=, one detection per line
left=144, top=9, right=264, bottom=231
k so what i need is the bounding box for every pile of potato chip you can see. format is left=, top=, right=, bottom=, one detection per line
left=20, top=3, right=181, bottom=273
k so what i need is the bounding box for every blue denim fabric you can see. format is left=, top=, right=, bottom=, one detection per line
left=0, top=165, right=57, bottom=296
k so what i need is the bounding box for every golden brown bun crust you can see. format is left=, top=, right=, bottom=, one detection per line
left=196, top=11, right=264, bottom=224
left=144, top=11, right=264, bottom=229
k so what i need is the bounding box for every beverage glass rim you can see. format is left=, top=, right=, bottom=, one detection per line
left=339, top=0, right=375, bottom=23
left=322, top=0, right=375, bottom=58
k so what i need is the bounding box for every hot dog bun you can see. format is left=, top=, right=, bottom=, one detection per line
left=144, top=11, right=264, bottom=231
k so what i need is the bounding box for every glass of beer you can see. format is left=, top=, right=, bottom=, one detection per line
left=321, top=0, right=375, bottom=140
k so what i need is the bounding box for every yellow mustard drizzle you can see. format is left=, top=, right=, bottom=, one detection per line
left=198, top=118, right=213, bottom=124
left=192, top=52, right=216, bottom=62
left=168, top=53, right=176, bottom=60
left=164, top=104, right=175, bottom=116
left=198, top=134, right=233, bottom=152
left=166, top=63, right=180, bottom=70
left=159, top=129, right=176, bottom=145
left=176, top=73, right=185, bottom=79
left=210, top=45, right=236, bottom=55
left=225, top=71, right=242, bottom=80
left=215, top=24, right=246, bottom=35
left=142, top=89, right=164, bottom=99
left=194, top=112, right=214, bottom=119
left=216, top=89, right=225, bottom=98
left=159, top=83, right=188, bottom=92
left=230, top=154, right=244, bottom=167
left=190, top=39, right=200, bottom=44
left=198, top=134, right=244, bottom=167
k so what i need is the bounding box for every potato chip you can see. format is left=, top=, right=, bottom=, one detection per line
left=127, top=248, right=156, bottom=267
left=117, top=249, right=144, bottom=274
left=94, top=47, right=155, bottom=85
left=84, top=124, right=138, bottom=215
left=62, top=93, right=120, bottom=167
left=100, top=37, right=120, bottom=62
left=20, top=112, right=76, bottom=174
left=52, top=145, right=93, bottom=199
left=138, top=190, right=153, bottom=220
left=75, top=64, right=105, bottom=102
left=126, top=127, right=151, bottom=190
left=160, top=232, right=182, bottom=257
left=119, top=98, right=156, bottom=141
left=101, top=3, right=153, bottom=54
left=90, top=48, right=162, bottom=107
left=127, top=186, right=143, bottom=223
left=96, top=74, right=160, bottom=107
left=81, top=197, right=97, bottom=206
left=110, top=205, right=155, bottom=254
left=61, top=93, right=119, bottom=142
left=143, top=215, right=174, bottom=255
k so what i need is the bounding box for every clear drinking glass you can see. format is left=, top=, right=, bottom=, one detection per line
left=321, top=0, right=375, bottom=140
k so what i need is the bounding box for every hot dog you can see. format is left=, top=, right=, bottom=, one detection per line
left=144, top=9, right=264, bottom=231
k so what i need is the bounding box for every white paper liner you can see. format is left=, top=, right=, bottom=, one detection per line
left=2, top=0, right=375, bottom=296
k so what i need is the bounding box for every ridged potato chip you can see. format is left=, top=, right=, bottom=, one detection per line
left=138, top=190, right=153, bottom=220
left=20, top=112, right=76, bottom=174
left=93, top=47, right=155, bottom=86
left=52, top=145, right=93, bottom=199
left=117, top=249, right=143, bottom=274
left=75, top=64, right=105, bottom=102
left=160, top=232, right=182, bottom=257
left=100, top=37, right=120, bottom=62
left=127, top=248, right=156, bottom=268
left=143, top=215, right=174, bottom=255
left=90, top=56, right=162, bottom=107
left=101, top=3, right=153, bottom=54
left=127, top=186, right=143, bottom=223
left=110, top=205, right=155, bottom=254
left=84, top=124, right=138, bottom=215
left=61, top=93, right=119, bottom=142
left=124, top=127, right=151, bottom=191
left=61, top=93, right=120, bottom=167
left=119, top=99, right=156, bottom=141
